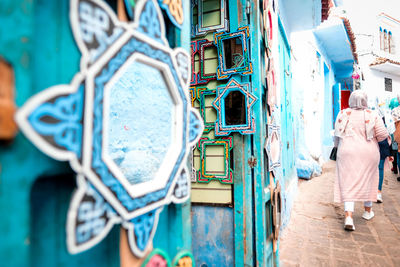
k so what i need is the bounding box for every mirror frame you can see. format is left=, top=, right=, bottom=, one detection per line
left=191, top=39, right=217, bottom=86
left=212, top=78, right=257, bottom=136
left=199, top=40, right=218, bottom=84
left=195, top=0, right=229, bottom=36
left=265, top=119, right=281, bottom=177
left=195, top=136, right=233, bottom=184
left=214, top=26, right=253, bottom=80
left=196, top=86, right=217, bottom=133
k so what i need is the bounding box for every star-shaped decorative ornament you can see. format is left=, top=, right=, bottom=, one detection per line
left=16, top=0, right=203, bottom=257
left=265, top=115, right=281, bottom=178
left=212, top=78, right=257, bottom=136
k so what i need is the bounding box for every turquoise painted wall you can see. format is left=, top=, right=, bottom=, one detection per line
left=0, top=1, right=81, bottom=265
left=0, top=0, right=192, bottom=265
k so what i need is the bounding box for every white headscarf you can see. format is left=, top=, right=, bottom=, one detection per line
left=348, top=90, right=368, bottom=110
left=334, top=90, right=377, bottom=141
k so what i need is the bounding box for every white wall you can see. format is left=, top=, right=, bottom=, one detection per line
left=343, top=1, right=400, bottom=104
left=361, top=58, right=400, bottom=106
left=375, top=15, right=400, bottom=60
left=356, top=13, right=400, bottom=107
left=291, top=31, right=336, bottom=161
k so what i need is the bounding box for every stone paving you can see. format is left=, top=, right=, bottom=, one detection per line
left=279, top=161, right=400, bottom=267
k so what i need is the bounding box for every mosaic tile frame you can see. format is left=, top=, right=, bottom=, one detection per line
left=198, top=39, right=218, bottom=84
left=194, top=0, right=229, bottom=37
left=196, top=136, right=233, bottom=184
left=191, top=39, right=218, bottom=86
left=265, top=118, right=281, bottom=177
left=212, top=78, right=257, bottom=136
left=214, top=26, right=253, bottom=80
left=196, top=86, right=217, bottom=133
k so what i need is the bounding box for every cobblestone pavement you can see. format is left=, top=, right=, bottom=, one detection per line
left=280, top=161, right=400, bottom=267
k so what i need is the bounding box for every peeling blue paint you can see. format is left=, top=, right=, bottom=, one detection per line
left=191, top=206, right=234, bottom=267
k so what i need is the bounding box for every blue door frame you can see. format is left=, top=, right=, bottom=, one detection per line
left=190, top=0, right=276, bottom=266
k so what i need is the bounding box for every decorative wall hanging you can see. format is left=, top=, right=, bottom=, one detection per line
left=190, top=40, right=198, bottom=85
left=263, top=4, right=273, bottom=50
left=142, top=248, right=171, bottom=267
left=263, top=0, right=269, bottom=10
left=141, top=249, right=194, bottom=267
left=196, top=86, right=217, bottom=133
left=264, top=119, right=281, bottom=177
left=172, top=251, right=195, bottom=267
left=16, top=0, right=203, bottom=257
left=196, top=136, right=233, bottom=184
left=190, top=39, right=218, bottom=86
left=125, top=0, right=184, bottom=28
left=212, top=78, right=257, bottom=136
left=195, top=0, right=228, bottom=36
left=265, top=48, right=271, bottom=72
left=189, top=87, right=197, bottom=106
left=267, top=59, right=277, bottom=110
left=214, top=26, right=253, bottom=80
left=157, top=0, right=184, bottom=28
left=190, top=0, right=196, bottom=38
left=198, top=40, right=218, bottom=84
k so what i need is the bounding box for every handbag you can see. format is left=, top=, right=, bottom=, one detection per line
left=329, top=147, right=337, bottom=161
left=378, top=138, right=391, bottom=160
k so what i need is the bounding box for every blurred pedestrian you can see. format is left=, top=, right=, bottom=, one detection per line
left=390, top=136, right=398, bottom=174
left=377, top=126, right=391, bottom=203
left=334, top=90, right=389, bottom=231
left=391, top=99, right=400, bottom=182
left=376, top=105, right=395, bottom=203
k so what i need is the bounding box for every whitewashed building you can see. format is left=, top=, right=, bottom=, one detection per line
left=356, top=13, right=400, bottom=105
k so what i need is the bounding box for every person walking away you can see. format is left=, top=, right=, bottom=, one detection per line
left=377, top=128, right=391, bottom=203
left=389, top=97, right=400, bottom=175
left=376, top=109, right=394, bottom=203
left=334, top=90, right=389, bottom=231
left=391, top=102, right=400, bottom=182
left=390, top=136, right=398, bottom=174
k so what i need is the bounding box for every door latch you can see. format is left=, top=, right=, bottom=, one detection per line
left=248, top=156, right=257, bottom=168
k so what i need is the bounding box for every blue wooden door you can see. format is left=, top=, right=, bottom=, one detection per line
left=190, top=0, right=276, bottom=266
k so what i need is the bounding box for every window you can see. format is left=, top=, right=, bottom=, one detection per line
left=389, top=31, right=395, bottom=54
left=385, top=77, right=392, bottom=92
left=380, top=27, right=384, bottom=50
left=380, top=27, right=395, bottom=54
left=384, top=29, right=388, bottom=52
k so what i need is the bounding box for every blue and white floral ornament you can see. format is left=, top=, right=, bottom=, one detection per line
left=15, top=0, right=203, bottom=257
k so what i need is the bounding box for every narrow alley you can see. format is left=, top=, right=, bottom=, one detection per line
left=280, top=161, right=400, bottom=266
